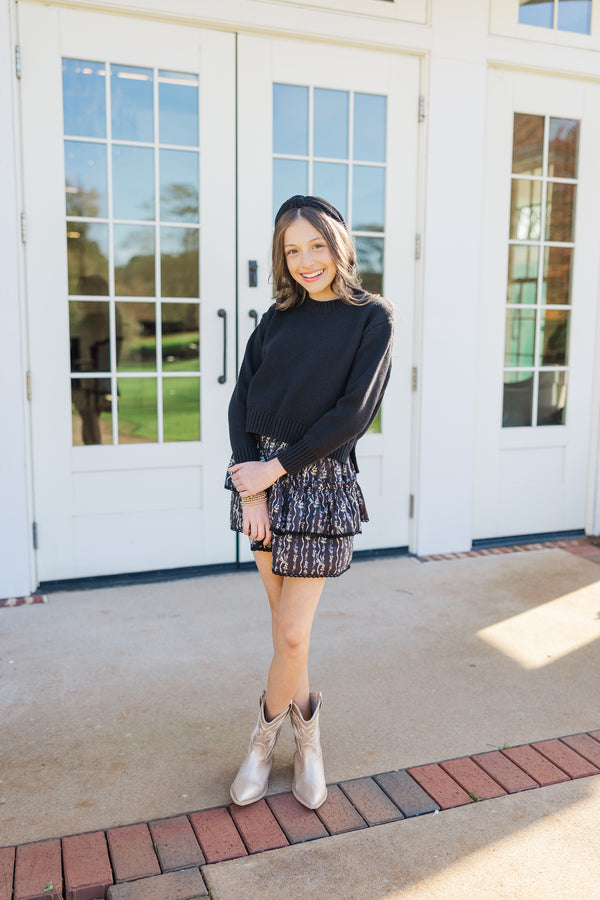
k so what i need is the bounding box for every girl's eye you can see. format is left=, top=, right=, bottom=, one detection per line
left=286, top=249, right=297, bottom=256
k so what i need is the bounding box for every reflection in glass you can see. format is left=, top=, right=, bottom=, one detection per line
left=512, top=113, right=544, bottom=176
left=548, top=118, right=579, bottom=178
left=159, top=70, right=199, bottom=147
left=112, top=145, right=154, bottom=221
left=161, top=227, right=199, bottom=298
left=518, top=0, right=553, bottom=28
left=355, top=236, right=384, bottom=295
left=160, top=150, right=199, bottom=223
left=163, top=377, right=200, bottom=442
left=162, top=303, right=200, bottom=371
left=313, top=89, right=349, bottom=159
left=504, top=309, right=536, bottom=367
left=69, top=301, right=110, bottom=372
left=353, top=166, right=385, bottom=231
left=313, top=163, right=348, bottom=222
left=545, top=182, right=576, bottom=242
left=542, top=246, right=573, bottom=305
left=114, top=225, right=155, bottom=296
left=353, top=93, right=387, bottom=163
left=538, top=371, right=567, bottom=425
left=62, top=59, right=106, bottom=139
left=510, top=179, right=542, bottom=240
left=111, top=65, right=153, bottom=143
left=65, top=141, right=108, bottom=218
left=273, top=158, right=308, bottom=219
left=71, top=379, right=113, bottom=446
left=67, top=222, right=109, bottom=295
left=117, top=377, right=157, bottom=442
left=507, top=245, right=538, bottom=304
left=503, top=371, right=533, bottom=427
left=557, top=0, right=592, bottom=33
left=273, top=84, right=309, bottom=156
left=539, top=309, right=569, bottom=366
left=116, top=301, right=156, bottom=371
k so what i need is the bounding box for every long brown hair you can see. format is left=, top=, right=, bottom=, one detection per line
left=272, top=206, right=372, bottom=310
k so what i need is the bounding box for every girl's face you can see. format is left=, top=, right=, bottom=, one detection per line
left=283, top=216, right=338, bottom=301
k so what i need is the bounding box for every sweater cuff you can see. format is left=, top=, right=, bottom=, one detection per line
left=276, top=439, right=315, bottom=476
left=232, top=443, right=260, bottom=463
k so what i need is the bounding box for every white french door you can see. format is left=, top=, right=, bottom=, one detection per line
left=473, top=69, right=600, bottom=538
left=20, top=5, right=236, bottom=580
left=236, top=35, right=420, bottom=556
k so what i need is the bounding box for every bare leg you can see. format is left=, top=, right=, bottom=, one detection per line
left=253, top=551, right=325, bottom=720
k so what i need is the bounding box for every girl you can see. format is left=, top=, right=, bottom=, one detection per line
left=226, top=194, right=394, bottom=809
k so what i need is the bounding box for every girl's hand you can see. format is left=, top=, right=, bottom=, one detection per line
left=228, top=458, right=286, bottom=496
left=243, top=501, right=272, bottom=545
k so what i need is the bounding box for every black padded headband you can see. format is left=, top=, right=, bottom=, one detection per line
left=274, top=194, right=346, bottom=226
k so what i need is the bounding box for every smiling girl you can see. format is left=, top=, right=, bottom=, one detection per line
left=225, top=194, right=394, bottom=810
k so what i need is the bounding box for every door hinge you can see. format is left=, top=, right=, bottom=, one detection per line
left=26, top=370, right=32, bottom=401
left=409, top=494, right=415, bottom=519
left=32, top=521, right=38, bottom=550
left=15, top=44, right=21, bottom=80
left=415, top=233, right=421, bottom=260
left=20, top=212, right=27, bottom=244
left=418, top=94, right=425, bottom=123
left=411, top=366, right=418, bottom=392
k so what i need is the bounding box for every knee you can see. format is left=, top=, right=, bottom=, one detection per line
left=275, top=622, right=309, bottom=661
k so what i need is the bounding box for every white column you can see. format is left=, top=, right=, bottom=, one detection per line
left=0, top=0, right=35, bottom=597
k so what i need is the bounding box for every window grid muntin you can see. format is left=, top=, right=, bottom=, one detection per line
left=64, top=59, right=201, bottom=446
left=518, top=0, right=592, bottom=34
left=503, top=112, right=578, bottom=428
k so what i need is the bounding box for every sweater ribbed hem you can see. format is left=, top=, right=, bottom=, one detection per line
left=246, top=407, right=307, bottom=445
left=231, top=444, right=260, bottom=464
left=277, top=437, right=355, bottom=475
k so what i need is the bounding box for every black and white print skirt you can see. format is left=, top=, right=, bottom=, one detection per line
left=224, top=435, right=368, bottom=578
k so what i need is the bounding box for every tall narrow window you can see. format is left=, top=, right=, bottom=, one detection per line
left=502, top=113, right=579, bottom=428
left=518, top=0, right=592, bottom=34
left=64, top=60, right=201, bottom=445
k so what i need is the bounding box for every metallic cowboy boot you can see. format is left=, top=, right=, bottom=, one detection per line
left=230, top=691, right=290, bottom=806
left=290, top=691, right=327, bottom=809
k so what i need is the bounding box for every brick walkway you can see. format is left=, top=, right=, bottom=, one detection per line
left=1, top=730, right=599, bottom=900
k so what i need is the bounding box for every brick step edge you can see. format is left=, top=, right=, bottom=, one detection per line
left=2, top=730, right=599, bottom=900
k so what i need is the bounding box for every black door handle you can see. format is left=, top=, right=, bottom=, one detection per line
left=217, top=308, right=227, bottom=384
left=249, top=309, right=258, bottom=330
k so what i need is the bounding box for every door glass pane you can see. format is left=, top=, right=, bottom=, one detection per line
left=353, top=166, right=385, bottom=231
left=71, top=380, right=113, bottom=445
left=67, top=223, right=109, bottom=295
left=548, top=118, right=579, bottom=178
left=69, top=301, right=110, bottom=372
left=111, top=65, right=153, bottom=143
left=62, top=59, right=106, bottom=139
left=504, top=309, right=536, bottom=367
left=518, top=0, right=554, bottom=28
left=160, top=150, right=199, bottom=222
left=163, top=377, right=200, bottom=441
left=161, top=228, right=199, bottom=298
left=355, top=236, right=384, bottom=295
left=545, top=182, right=576, bottom=242
left=313, top=163, right=348, bottom=221
left=162, top=303, right=200, bottom=371
left=539, top=309, right=569, bottom=366
left=510, top=179, right=542, bottom=240
left=313, top=89, right=349, bottom=159
left=117, top=377, right=157, bottom=442
left=512, top=114, right=544, bottom=176
left=112, top=145, right=155, bottom=221
left=503, top=372, right=534, bottom=427
left=158, top=70, right=199, bottom=147
left=273, top=158, right=308, bottom=218
left=542, top=247, right=573, bottom=305
left=116, top=301, right=156, bottom=371
left=65, top=142, right=108, bottom=218
left=557, top=0, right=592, bottom=33
left=353, top=93, right=387, bottom=163
left=114, top=225, right=155, bottom=296
left=273, top=84, right=309, bottom=155
left=507, top=245, right=538, bottom=304
left=537, top=371, right=567, bottom=425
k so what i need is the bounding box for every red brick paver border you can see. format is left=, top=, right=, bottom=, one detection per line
left=2, top=729, right=599, bottom=899
left=417, top=537, right=600, bottom=563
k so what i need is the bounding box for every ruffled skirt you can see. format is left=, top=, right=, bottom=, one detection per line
left=225, top=435, right=368, bottom=578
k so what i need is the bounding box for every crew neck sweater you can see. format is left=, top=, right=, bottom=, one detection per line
left=228, top=294, right=394, bottom=476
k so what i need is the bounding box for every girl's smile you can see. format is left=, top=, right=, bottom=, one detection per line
left=284, top=217, right=337, bottom=301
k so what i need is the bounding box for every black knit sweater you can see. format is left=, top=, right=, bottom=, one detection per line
left=228, top=295, right=394, bottom=476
